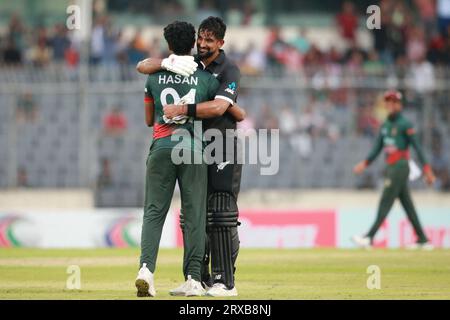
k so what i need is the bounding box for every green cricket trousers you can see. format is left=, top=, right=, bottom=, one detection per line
left=139, top=147, right=207, bottom=281
left=366, top=162, right=428, bottom=243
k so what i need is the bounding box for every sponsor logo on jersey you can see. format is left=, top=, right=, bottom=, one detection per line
left=225, top=82, right=236, bottom=95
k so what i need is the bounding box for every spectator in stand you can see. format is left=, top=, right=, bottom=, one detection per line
left=407, top=52, right=435, bottom=93
left=103, top=106, right=128, bottom=137
left=64, top=42, right=79, bottom=68
left=242, top=2, right=256, bottom=26
left=265, top=26, right=287, bottom=73
left=386, top=1, right=409, bottom=61
left=363, top=50, right=384, bottom=75
left=90, top=16, right=107, bottom=65
left=290, top=28, right=310, bottom=54
left=346, top=49, right=365, bottom=75
left=414, top=0, right=437, bottom=38
left=437, top=0, right=450, bottom=35
left=336, top=1, right=359, bottom=45
left=325, top=46, right=343, bottom=65
left=2, top=37, right=22, bottom=65
left=126, top=30, right=148, bottom=66
left=279, top=43, right=303, bottom=74
left=27, top=27, right=52, bottom=67
left=303, top=44, right=324, bottom=74
left=444, top=25, right=450, bottom=63
left=28, top=37, right=52, bottom=67
left=50, top=24, right=70, bottom=63
left=241, top=42, right=267, bottom=76
left=406, top=26, right=427, bottom=63
left=103, top=17, right=120, bottom=65
left=373, top=0, right=393, bottom=65
left=8, top=13, right=25, bottom=52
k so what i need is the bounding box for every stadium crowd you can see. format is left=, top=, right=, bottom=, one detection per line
left=1, top=1, right=449, bottom=71
left=1, top=0, right=449, bottom=192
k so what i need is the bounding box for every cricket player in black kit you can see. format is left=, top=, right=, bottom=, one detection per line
left=137, top=17, right=245, bottom=297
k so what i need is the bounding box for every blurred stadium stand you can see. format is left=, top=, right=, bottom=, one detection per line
left=0, top=0, right=449, bottom=207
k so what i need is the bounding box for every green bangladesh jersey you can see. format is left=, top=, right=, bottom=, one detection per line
left=145, top=69, right=220, bottom=153
left=365, top=112, right=429, bottom=168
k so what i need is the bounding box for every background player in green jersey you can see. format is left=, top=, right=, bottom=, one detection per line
left=352, top=90, right=436, bottom=250
left=135, top=21, right=220, bottom=297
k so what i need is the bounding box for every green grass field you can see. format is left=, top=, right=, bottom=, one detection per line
left=1, top=248, right=450, bottom=300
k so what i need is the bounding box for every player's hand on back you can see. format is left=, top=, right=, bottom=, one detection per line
left=163, top=104, right=185, bottom=119
left=161, top=54, right=197, bottom=77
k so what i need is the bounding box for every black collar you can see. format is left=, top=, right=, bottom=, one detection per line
left=195, top=49, right=225, bottom=68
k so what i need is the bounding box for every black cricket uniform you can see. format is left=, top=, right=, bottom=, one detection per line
left=196, top=50, right=242, bottom=197
left=195, top=49, right=242, bottom=289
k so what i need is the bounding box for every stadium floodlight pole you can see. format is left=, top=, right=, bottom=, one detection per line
left=74, top=0, right=93, bottom=188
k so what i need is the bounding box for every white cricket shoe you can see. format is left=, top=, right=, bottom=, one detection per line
left=351, top=235, right=372, bottom=249
left=406, top=242, right=434, bottom=251
left=170, top=275, right=206, bottom=297
left=169, top=278, right=191, bottom=296
left=135, top=263, right=156, bottom=297
left=206, top=283, right=238, bottom=297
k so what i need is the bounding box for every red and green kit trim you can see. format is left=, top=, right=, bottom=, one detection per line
left=365, top=112, right=430, bottom=170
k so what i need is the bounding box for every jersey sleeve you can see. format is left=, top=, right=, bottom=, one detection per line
left=144, top=76, right=153, bottom=100
left=365, top=130, right=383, bottom=165
left=405, top=121, right=429, bottom=168
left=215, top=64, right=240, bottom=105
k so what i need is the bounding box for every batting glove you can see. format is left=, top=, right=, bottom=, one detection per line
left=162, top=93, right=193, bottom=125
left=161, top=54, right=197, bottom=77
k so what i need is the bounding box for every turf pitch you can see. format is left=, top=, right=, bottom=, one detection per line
left=1, top=248, right=449, bottom=300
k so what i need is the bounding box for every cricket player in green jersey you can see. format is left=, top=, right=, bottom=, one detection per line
left=352, top=90, right=436, bottom=250
left=135, top=21, right=219, bottom=297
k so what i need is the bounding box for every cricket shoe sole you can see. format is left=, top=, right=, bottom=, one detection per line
left=206, top=283, right=238, bottom=297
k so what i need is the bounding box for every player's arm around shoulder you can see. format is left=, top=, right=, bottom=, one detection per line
left=199, top=62, right=242, bottom=118
left=137, top=54, right=198, bottom=77
left=137, top=58, right=164, bottom=75
left=227, top=103, right=246, bottom=122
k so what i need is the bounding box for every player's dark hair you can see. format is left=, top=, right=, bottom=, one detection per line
left=163, top=21, right=196, bottom=55
left=198, top=16, right=226, bottom=40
